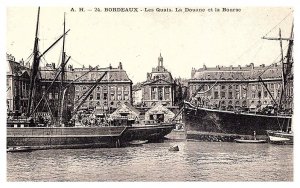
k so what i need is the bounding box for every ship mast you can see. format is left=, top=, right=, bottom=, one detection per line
left=58, top=13, right=67, bottom=126
left=26, top=7, right=70, bottom=118
left=262, top=25, right=294, bottom=110
left=27, top=7, right=40, bottom=116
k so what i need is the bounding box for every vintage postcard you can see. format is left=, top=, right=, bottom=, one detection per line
left=4, top=3, right=296, bottom=183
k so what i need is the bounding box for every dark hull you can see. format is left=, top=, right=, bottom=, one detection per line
left=7, top=127, right=126, bottom=149
left=184, top=102, right=292, bottom=135
left=121, top=124, right=176, bottom=142
left=7, top=124, right=175, bottom=149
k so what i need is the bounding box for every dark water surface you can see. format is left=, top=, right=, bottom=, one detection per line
left=7, top=140, right=293, bottom=181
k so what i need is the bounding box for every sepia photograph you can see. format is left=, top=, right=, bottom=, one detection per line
left=4, top=2, right=296, bottom=183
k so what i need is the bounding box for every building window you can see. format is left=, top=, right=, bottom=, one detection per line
left=258, top=84, right=262, bottom=90
left=49, top=93, right=53, bottom=99
left=228, top=92, right=233, bottom=99
left=96, top=93, right=100, bottom=100
left=252, top=92, right=256, bottom=99
left=242, top=92, right=247, bottom=99
left=235, top=91, right=240, bottom=99
left=103, top=93, right=107, bottom=100
left=151, top=87, right=156, bottom=99
left=242, top=100, right=247, bottom=107
left=111, top=93, right=115, bottom=100
left=124, top=94, right=129, bottom=100
left=221, top=91, right=226, bottom=99
left=165, top=87, right=170, bottom=100
left=89, top=94, right=93, bottom=100
left=264, top=91, right=268, bottom=98
left=228, top=85, right=232, bottom=90
left=221, top=85, right=226, bottom=90
left=214, top=91, right=219, bottom=99
left=221, top=101, right=226, bottom=106
left=258, top=91, right=262, bottom=98
left=55, top=93, right=58, bottom=99
left=118, top=94, right=122, bottom=100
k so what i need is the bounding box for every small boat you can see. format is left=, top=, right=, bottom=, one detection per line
left=267, top=130, right=293, bottom=145
left=268, top=133, right=293, bottom=145
left=234, top=139, right=267, bottom=143
left=168, top=145, right=179, bottom=151
left=7, top=146, right=33, bottom=152
left=128, top=140, right=148, bottom=145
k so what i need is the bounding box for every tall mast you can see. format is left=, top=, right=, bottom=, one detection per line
left=27, top=7, right=40, bottom=116
left=262, top=26, right=294, bottom=110
left=278, top=28, right=285, bottom=107
left=59, top=13, right=66, bottom=125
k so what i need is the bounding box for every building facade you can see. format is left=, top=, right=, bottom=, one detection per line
left=188, top=63, right=292, bottom=110
left=6, top=54, right=31, bottom=115
left=38, top=62, right=133, bottom=116
left=141, top=54, right=176, bottom=108
left=7, top=54, right=133, bottom=122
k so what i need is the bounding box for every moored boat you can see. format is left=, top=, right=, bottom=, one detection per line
left=129, top=140, right=148, bottom=145
left=234, top=139, right=267, bottom=143
left=183, top=19, right=294, bottom=138
left=267, top=130, right=293, bottom=145
left=7, top=146, right=33, bottom=153
left=6, top=7, right=176, bottom=150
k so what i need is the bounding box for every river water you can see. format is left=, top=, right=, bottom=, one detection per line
left=7, top=140, right=293, bottom=181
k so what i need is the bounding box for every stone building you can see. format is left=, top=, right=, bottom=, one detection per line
left=6, top=54, right=31, bottom=115
left=7, top=54, right=133, bottom=122
left=132, top=82, right=143, bottom=106
left=188, top=63, right=292, bottom=110
left=39, top=62, right=133, bottom=116
left=141, top=54, right=176, bottom=108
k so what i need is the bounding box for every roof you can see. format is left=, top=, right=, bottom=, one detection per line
left=7, top=60, right=31, bottom=77
left=39, top=65, right=132, bottom=83
left=111, top=102, right=140, bottom=118
left=191, top=63, right=282, bottom=80
left=145, top=103, right=175, bottom=116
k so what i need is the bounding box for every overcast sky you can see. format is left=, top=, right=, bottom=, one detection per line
left=6, top=7, right=293, bottom=83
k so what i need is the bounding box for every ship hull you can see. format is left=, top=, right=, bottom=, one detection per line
left=7, top=124, right=175, bottom=149
left=184, top=102, right=292, bottom=135
left=7, top=127, right=126, bottom=149
left=266, top=130, right=293, bottom=145
left=121, top=123, right=176, bottom=142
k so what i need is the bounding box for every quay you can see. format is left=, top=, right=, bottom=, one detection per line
left=186, top=131, right=268, bottom=142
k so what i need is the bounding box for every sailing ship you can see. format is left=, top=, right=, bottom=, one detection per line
left=183, top=20, right=294, bottom=144
left=7, top=7, right=175, bottom=149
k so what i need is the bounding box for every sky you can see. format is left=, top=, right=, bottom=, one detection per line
left=6, top=7, right=293, bottom=83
